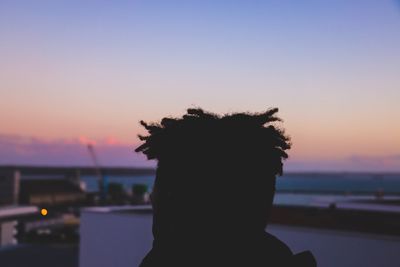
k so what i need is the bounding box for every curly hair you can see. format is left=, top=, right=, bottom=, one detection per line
left=135, top=107, right=292, bottom=246
left=135, top=107, right=290, bottom=176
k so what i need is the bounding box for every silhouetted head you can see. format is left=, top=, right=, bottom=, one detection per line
left=136, top=108, right=290, bottom=243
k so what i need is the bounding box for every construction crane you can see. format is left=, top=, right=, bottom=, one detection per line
left=87, top=144, right=105, bottom=204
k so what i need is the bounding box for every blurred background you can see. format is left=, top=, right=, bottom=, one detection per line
left=0, top=1, right=399, bottom=266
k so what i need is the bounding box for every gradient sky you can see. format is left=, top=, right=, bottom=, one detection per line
left=1, top=0, right=400, bottom=171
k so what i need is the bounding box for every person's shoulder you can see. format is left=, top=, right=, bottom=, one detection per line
left=262, top=232, right=317, bottom=267
left=262, top=231, right=293, bottom=257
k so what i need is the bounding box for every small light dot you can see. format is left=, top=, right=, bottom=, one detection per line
left=41, top=208, right=48, bottom=216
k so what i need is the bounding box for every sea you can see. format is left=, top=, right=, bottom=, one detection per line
left=79, top=172, right=400, bottom=195
left=19, top=172, right=400, bottom=208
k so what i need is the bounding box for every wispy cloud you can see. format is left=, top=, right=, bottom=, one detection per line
left=0, top=134, right=154, bottom=167
left=347, top=155, right=400, bottom=170
left=1, top=133, right=399, bottom=171
left=286, top=155, right=400, bottom=172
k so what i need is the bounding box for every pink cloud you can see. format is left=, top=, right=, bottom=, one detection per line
left=1, top=133, right=399, bottom=172
left=79, top=136, right=97, bottom=146
left=105, top=136, right=120, bottom=145
left=285, top=155, right=400, bottom=173
left=0, top=134, right=154, bottom=167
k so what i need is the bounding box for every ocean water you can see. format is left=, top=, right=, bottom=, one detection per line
left=80, top=172, right=400, bottom=195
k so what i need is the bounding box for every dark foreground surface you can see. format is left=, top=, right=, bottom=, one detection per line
left=0, top=243, right=78, bottom=267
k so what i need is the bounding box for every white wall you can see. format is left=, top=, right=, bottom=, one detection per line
left=79, top=207, right=153, bottom=267
left=268, top=225, right=400, bottom=267
left=80, top=207, right=400, bottom=267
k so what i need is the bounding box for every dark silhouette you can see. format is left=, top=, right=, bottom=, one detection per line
left=136, top=108, right=316, bottom=267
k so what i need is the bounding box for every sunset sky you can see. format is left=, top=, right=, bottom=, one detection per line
left=1, top=0, right=399, bottom=171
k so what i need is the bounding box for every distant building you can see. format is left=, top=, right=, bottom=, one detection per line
left=0, top=169, right=20, bottom=205
left=0, top=168, right=38, bottom=247
left=19, top=179, right=86, bottom=207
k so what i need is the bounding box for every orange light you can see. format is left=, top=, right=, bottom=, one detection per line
left=41, top=208, right=48, bottom=216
